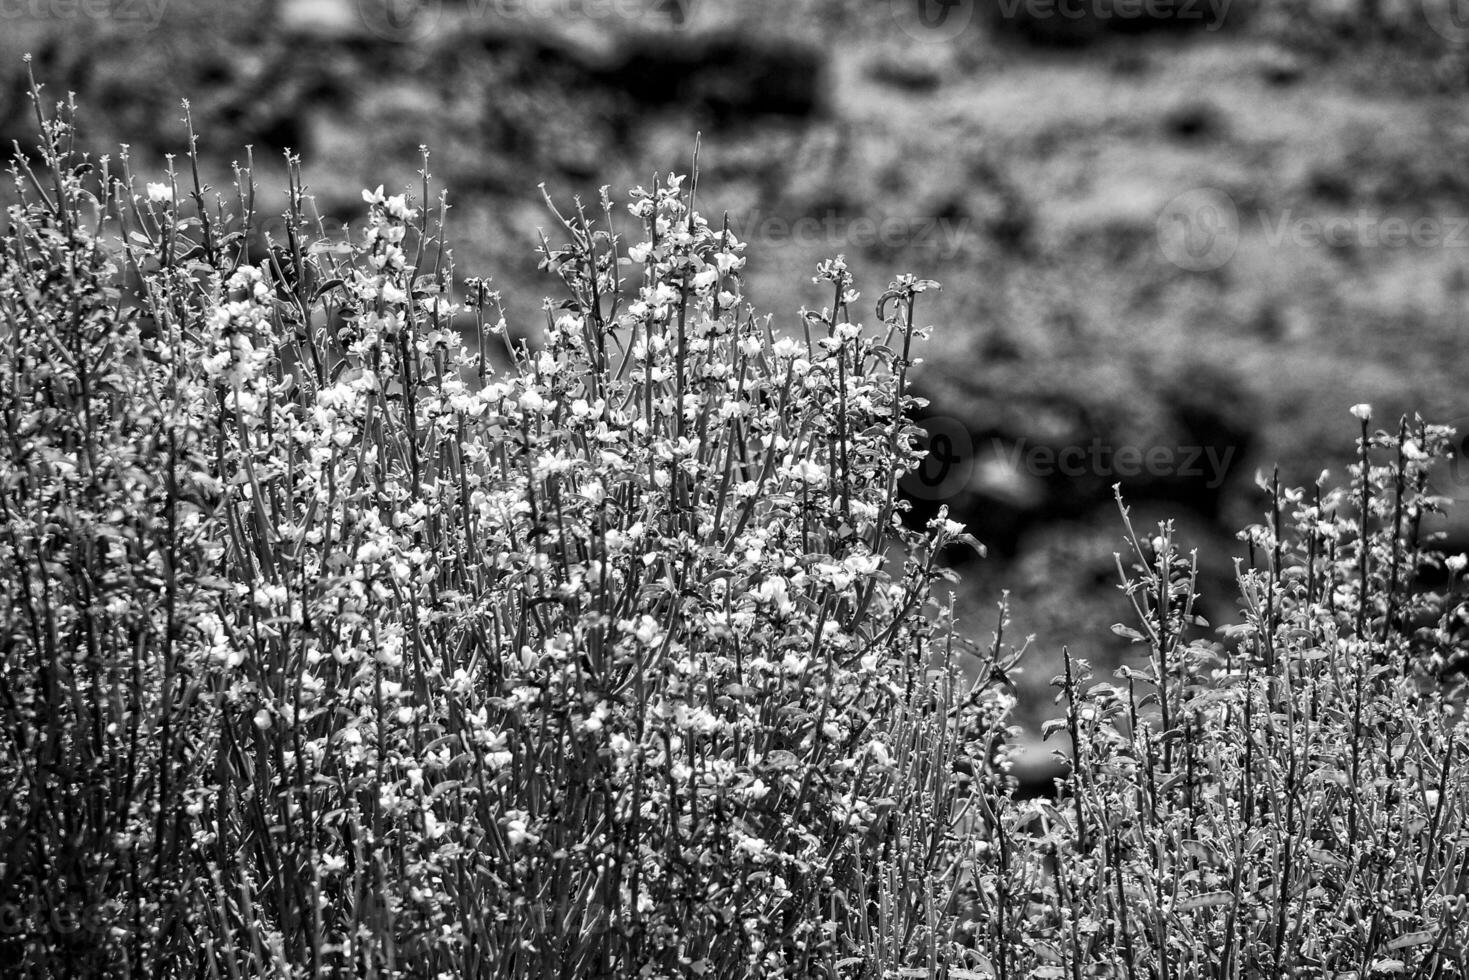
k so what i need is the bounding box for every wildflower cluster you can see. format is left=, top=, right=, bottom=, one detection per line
left=3, top=81, right=1467, bottom=980
left=958, top=415, right=1469, bottom=978
left=0, top=85, right=1008, bottom=979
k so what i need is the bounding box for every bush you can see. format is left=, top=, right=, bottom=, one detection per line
left=0, top=77, right=1009, bottom=978
left=967, top=434, right=1469, bottom=978
left=1, top=76, right=1466, bottom=980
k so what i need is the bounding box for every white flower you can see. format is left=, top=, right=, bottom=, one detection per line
left=737, top=778, right=770, bottom=802
left=1350, top=403, right=1372, bottom=421
left=628, top=614, right=661, bottom=646
left=146, top=182, right=173, bottom=203
left=505, top=814, right=538, bottom=846
left=384, top=194, right=415, bottom=221
left=736, top=834, right=769, bottom=860
left=609, top=733, right=632, bottom=760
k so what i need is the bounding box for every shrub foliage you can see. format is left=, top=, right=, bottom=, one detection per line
left=0, top=82, right=1004, bottom=978
left=1, top=80, right=1466, bottom=979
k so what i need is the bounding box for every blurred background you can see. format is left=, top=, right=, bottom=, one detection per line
left=6, top=0, right=1469, bottom=726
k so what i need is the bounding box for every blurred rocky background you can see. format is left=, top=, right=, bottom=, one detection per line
left=7, top=0, right=1469, bottom=726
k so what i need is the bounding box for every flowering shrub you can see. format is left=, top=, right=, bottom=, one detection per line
left=961, top=418, right=1469, bottom=978
left=0, top=81, right=1008, bottom=978
left=2, top=79, right=1467, bottom=980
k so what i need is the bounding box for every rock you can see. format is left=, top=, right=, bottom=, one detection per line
left=1259, top=47, right=1306, bottom=86
left=596, top=33, right=825, bottom=127
left=1163, top=101, right=1225, bottom=142
left=865, top=54, right=945, bottom=93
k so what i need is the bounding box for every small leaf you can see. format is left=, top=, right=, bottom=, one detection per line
left=312, top=277, right=346, bottom=301
left=1306, top=848, right=1350, bottom=870
left=1032, top=940, right=1064, bottom=964
left=429, top=780, right=463, bottom=800
left=1175, top=891, right=1233, bottom=911
left=1386, top=929, right=1437, bottom=950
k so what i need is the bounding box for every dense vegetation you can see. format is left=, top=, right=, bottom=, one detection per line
left=2, top=78, right=1466, bottom=978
